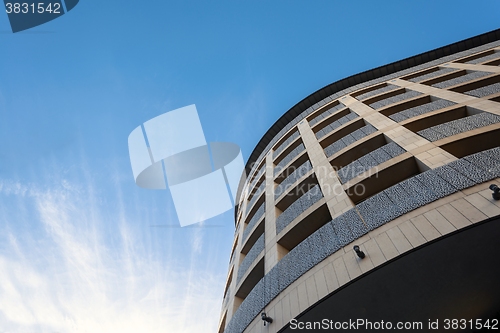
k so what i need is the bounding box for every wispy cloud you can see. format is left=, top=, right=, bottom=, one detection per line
left=0, top=178, right=224, bottom=333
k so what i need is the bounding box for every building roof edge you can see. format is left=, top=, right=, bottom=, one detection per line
left=245, top=28, right=500, bottom=174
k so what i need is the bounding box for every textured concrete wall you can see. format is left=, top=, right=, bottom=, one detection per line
left=236, top=234, right=265, bottom=285
left=465, top=82, right=500, bottom=97
left=359, top=148, right=500, bottom=230
left=355, top=84, right=398, bottom=100
left=243, top=203, right=265, bottom=242
left=225, top=147, right=500, bottom=333
left=274, top=160, right=313, bottom=200
left=389, top=99, right=456, bottom=122
left=369, top=90, right=423, bottom=109
left=337, top=142, right=406, bottom=184
left=247, top=164, right=265, bottom=196
left=275, top=184, right=323, bottom=235
left=274, top=143, right=306, bottom=176
left=246, top=180, right=266, bottom=214
left=309, top=102, right=346, bottom=126
left=273, top=131, right=300, bottom=159
left=225, top=220, right=342, bottom=333
left=408, top=67, right=458, bottom=83
left=465, top=51, right=500, bottom=64
left=324, top=124, right=377, bottom=157
left=222, top=285, right=231, bottom=308
left=418, top=112, right=500, bottom=142
left=315, top=111, right=358, bottom=139
left=432, top=71, right=492, bottom=88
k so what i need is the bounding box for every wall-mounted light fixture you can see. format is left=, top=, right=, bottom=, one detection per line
left=261, top=312, right=273, bottom=326
left=490, top=184, right=500, bottom=201
left=353, top=245, right=365, bottom=259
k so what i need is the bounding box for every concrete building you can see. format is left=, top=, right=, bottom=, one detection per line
left=219, top=29, right=500, bottom=333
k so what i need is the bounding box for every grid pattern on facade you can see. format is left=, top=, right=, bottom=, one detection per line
left=221, top=40, right=500, bottom=333
left=226, top=147, right=500, bottom=333
left=242, top=38, right=500, bottom=183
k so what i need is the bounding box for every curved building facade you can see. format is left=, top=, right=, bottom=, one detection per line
left=219, top=29, right=500, bottom=333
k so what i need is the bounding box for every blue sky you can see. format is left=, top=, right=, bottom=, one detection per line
left=0, top=1, right=498, bottom=332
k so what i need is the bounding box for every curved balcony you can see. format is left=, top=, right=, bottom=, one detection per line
left=357, top=147, right=500, bottom=229
left=432, top=70, right=492, bottom=89
left=404, top=67, right=459, bottom=83
left=274, top=142, right=306, bottom=177
left=354, top=83, right=399, bottom=101
left=274, top=160, right=313, bottom=201
left=459, top=74, right=500, bottom=97
left=221, top=267, right=233, bottom=310
left=241, top=203, right=265, bottom=256
left=245, top=178, right=265, bottom=214
left=343, top=152, right=416, bottom=204
left=243, top=201, right=264, bottom=235
left=236, top=234, right=265, bottom=286
left=461, top=49, right=500, bottom=64
left=417, top=111, right=500, bottom=142
left=368, top=89, right=423, bottom=110
left=319, top=116, right=369, bottom=147
left=439, top=124, right=500, bottom=158
left=235, top=234, right=265, bottom=306
left=466, top=82, right=500, bottom=97
left=324, top=123, right=378, bottom=158
left=245, top=163, right=265, bottom=197
left=308, top=101, right=346, bottom=126
left=228, top=235, right=238, bottom=266
left=389, top=98, right=456, bottom=123
left=273, top=130, right=300, bottom=160
left=337, top=141, right=407, bottom=184
left=315, top=110, right=358, bottom=139
left=276, top=184, right=324, bottom=235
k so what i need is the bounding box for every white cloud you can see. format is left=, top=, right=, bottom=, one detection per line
left=0, top=179, right=225, bottom=333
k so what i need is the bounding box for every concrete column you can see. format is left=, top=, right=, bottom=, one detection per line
left=264, top=151, right=280, bottom=274
left=227, top=203, right=247, bottom=320
left=297, top=120, right=355, bottom=219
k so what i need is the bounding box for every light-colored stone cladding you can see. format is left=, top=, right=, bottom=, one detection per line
left=219, top=40, right=500, bottom=333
